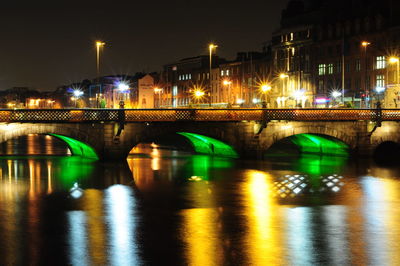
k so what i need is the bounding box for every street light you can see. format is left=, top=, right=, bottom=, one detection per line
left=260, top=83, right=271, bottom=108
left=222, top=79, right=232, bottom=107
left=361, top=41, right=371, bottom=108
left=193, top=88, right=205, bottom=104
left=96, top=41, right=105, bottom=79
left=72, top=89, right=83, bottom=108
left=209, top=43, right=218, bottom=107
left=331, top=90, right=342, bottom=107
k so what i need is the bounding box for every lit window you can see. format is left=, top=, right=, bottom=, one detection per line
left=221, top=70, right=224, bottom=76
left=226, top=70, right=230, bottom=76
left=186, top=74, right=189, bottom=80
left=189, top=74, right=191, bottom=80
left=355, top=59, right=361, bottom=71
left=318, top=64, right=326, bottom=75
left=328, top=64, right=333, bottom=74
left=290, top=33, right=294, bottom=41
left=376, top=75, right=385, bottom=88
left=376, top=56, right=386, bottom=69
left=178, top=75, right=181, bottom=81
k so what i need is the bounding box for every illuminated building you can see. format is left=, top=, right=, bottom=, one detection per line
left=272, top=0, right=400, bottom=108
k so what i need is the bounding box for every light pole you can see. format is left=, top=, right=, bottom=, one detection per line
left=361, top=41, right=371, bottom=108
left=117, top=82, right=130, bottom=107
left=331, top=90, right=342, bottom=107
left=209, top=43, right=218, bottom=107
left=72, top=89, right=84, bottom=108
left=193, top=88, right=205, bottom=104
left=96, top=41, right=105, bottom=79
left=223, top=79, right=232, bottom=107
left=260, top=84, right=272, bottom=108
left=96, top=41, right=105, bottom=108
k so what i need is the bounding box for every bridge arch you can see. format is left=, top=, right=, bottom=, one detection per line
left=262, top=124, right=354, bottom=156
left=0, top=123, right=99, bottom=160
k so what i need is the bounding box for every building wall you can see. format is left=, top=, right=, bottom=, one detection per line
left=138, top=75, right=155, bottom=109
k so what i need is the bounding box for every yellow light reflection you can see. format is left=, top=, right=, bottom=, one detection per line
left=82, top=189, right=107, bottom=266
left=242, top=170, right=283, bottom=264
left=47, top=161, right=52, bottom=194
left=181, top=208, right=224, bottom=266
left=361, top=176, right=400, bottom=265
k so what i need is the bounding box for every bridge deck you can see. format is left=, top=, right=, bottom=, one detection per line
left=0, top=108, right=396, bottom=123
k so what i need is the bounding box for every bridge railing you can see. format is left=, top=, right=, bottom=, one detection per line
left=0, top=108, right=396, bottom=123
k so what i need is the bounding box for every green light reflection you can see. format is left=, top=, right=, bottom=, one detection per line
left=177, top=132, right=238, bottom=158
left=49, top=134, right=99, bottom=160
left=185, top=155, right=234, bottom=181
left=290, top=134, right=348, bottom=156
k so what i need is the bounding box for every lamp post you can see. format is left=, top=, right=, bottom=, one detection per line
left=96, top=41, right=105, bottom=79
left=209, top=43, right=218, bottom=107
left=117, top=82, right=129, bottom=108
left=361, top=41, right=371, bottom=108
left=223, top=79, right=232, bottom=107
left=193, top=89, right=205, bottom=104
left=72, top=89, right=84, bottom=108
left=260, top=84, right=272, bottom=108
left=331, top=90, right=342, bottom=107
left=95, top=41, right=105, bottom=108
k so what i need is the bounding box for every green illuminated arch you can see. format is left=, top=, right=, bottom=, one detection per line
left=49, top=133, right=99, bottom=160
left=290, top=134, right=349, bottom=156
left=177, top=132, right=238, bottom=158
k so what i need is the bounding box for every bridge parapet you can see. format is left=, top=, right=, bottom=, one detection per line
left=0, top=108, right=397, bottom=123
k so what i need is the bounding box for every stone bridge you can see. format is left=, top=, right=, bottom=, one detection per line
left=0, top=108, right=399, bottom=160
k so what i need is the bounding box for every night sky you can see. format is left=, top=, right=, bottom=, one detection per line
left=0, top=1, right=289, bottom=90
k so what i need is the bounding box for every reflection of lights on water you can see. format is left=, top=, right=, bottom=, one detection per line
left=105, top=185, right=139, bottom=265
left=321, top=175, right=345, bottom=193
left=273, top=174, right=345, bottom=198
left=67, top=211, right=89, bottom=266
left=150, top=142, right=159, bottom=149
left=188, top=176, right=203, bottom=182
left=70, top=182, right=84, bottom=199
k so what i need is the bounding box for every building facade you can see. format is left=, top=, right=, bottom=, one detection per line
left=271, top=0, right=400, bottom=108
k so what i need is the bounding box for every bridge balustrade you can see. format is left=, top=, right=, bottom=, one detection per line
left=0, top=108, right=396, bottom=123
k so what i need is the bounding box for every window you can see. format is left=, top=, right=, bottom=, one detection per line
left=328, top=64, right=334, bottom=74
left=178, top=75, right=182, bottom=81
left=355, top=59, right=361, bottom=71
left=318, top=64, right=326, bottom=75
left=376, top=56, right=386, bottom=69
left=221, top=70, right=224, bottom=76
left=226, top=70, right=230, bottom=76
left=189, top=74, right=192, bottom=80
left=376, top=75, right=385, bottom=88
left=290, top=33, right=294, bottom=41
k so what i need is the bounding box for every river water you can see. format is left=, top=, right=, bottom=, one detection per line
left=0, top=134, right=400, bottom=265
